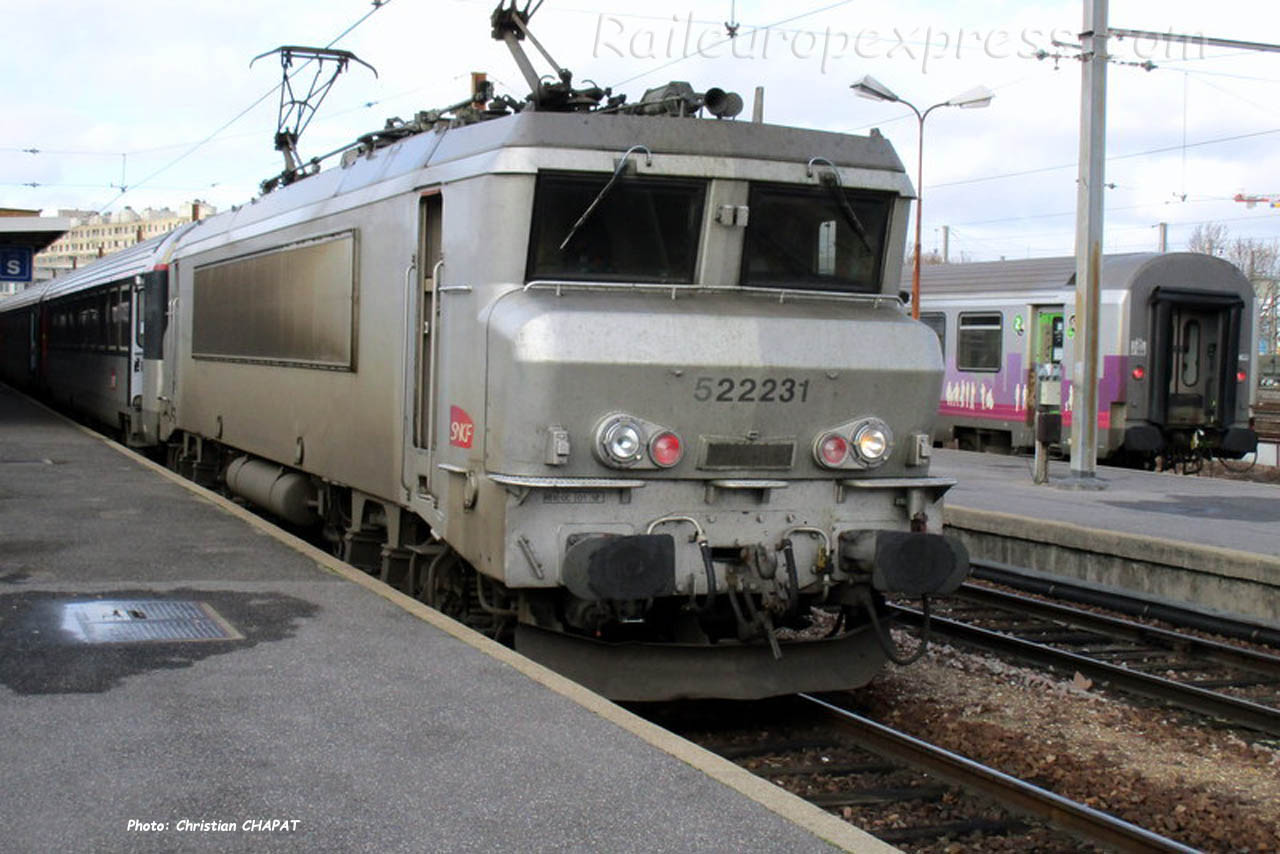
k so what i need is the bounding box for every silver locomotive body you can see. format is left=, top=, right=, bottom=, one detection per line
left=164, top=112, right=965, bottom=699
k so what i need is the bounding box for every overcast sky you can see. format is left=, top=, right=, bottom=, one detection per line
left=3, top=0, right=1278, bottom=261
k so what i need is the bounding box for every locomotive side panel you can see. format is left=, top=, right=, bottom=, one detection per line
left=173, top=196, right=417, bottom=503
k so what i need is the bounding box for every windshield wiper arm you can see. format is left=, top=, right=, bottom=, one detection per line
left=559, top=144, right=653, bottom=251
left=807, top=157, right=874, bottom=254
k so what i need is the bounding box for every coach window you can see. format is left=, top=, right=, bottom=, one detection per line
left=526, top=171, right=705, bottom=283
left=113, top=287, right=130, bottom=351
left=741, top=183, right=892, bottom=293
left=957, top=312, right=1002, bottom=372
left=107, top=289, right=119, bottom=349
left=920, top=312, right=946, bottom=356
left=135, top=286, right=146, bottom=349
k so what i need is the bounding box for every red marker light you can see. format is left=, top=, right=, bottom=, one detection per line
left=649, top=432, right=683, bottom=467
left=819, top=433, right=849, bottom=466
left=1237, top=371, right=1248, bottom=383
left=1131, top=366, right=1145, bottom=381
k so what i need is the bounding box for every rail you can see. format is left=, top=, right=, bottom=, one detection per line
left=798, top=695, right=1199, bottom=854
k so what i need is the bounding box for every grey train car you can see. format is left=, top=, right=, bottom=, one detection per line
left=1, top=16, right=969, bottom=701
left=0, top=227, right=191, bottom=445
left=914, top=253, right=1257, bottom=466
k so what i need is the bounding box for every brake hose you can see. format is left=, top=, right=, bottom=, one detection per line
left=865, top=591, right=932, bottom=666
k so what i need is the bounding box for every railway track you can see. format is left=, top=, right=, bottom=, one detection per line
left=889, top=564, right=1280, bottom=737
left=970, top=560, right=1280, bottom=648
left=651, top=695, right=1196, bottom=853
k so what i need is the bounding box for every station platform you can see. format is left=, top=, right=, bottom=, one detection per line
left=0, top=384, right=890, bottom=854
left=933, top=448, right=1280, bottom=625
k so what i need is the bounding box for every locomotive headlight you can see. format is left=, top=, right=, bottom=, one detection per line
left=596, top=415, right=645, bottom=466
left=852, top=420, right=892, bottom=466
left=604, top=421, right=643, bottom=462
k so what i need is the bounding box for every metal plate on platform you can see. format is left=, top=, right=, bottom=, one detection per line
left=59, top=600, right=242, bottom=644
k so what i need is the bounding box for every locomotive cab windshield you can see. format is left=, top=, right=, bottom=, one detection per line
left=741, top=183, right=893, bottom=293
left=526, top=170, right=706, bottom=283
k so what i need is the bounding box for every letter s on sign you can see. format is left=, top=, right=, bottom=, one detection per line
left=449, top=406, right=475, bottom=448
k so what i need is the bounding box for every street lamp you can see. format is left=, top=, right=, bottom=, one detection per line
left=850, top=75, right=993, bottom=319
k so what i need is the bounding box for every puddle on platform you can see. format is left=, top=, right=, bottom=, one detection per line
left=0, top=589, right=318, bottom=694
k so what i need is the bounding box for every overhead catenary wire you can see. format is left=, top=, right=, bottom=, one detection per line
left=928, top=126, right=1280, bottom=191
left=607, top=0, right=855, bottom=89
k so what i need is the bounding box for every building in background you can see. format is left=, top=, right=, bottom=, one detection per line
left=33, top=201, right=216, bottom=281
left=1, top=208, right=72, bottom=297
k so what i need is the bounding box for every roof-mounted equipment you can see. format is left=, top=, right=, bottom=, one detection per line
left=490, top=2, right=618, bottom=111
left=251, top=45, right=377, bottom=193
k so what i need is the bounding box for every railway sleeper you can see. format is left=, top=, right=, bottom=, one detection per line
left=807, top=783, right=950, bottom=807
left=876, top=819, right=1029, bottom=845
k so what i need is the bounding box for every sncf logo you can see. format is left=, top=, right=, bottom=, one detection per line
left=449, top=406, right=475, bottom=449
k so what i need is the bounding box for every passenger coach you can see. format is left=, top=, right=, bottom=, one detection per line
left=916, top=252, right=1257, bottom=466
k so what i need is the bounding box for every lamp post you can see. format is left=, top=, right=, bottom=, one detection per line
left=850, top=76, right=993, bottom=319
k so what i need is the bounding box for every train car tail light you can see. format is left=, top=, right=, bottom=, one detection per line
left=1237, top=370, right=1248, bottom=383
left=649, top=432, right=683, bottom=467
left=817, top=433, right=849, bottom=467
left=1131, top=366, right=1145, bottom=381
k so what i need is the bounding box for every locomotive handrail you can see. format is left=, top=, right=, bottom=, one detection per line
left=522, top=278, right=899, bottom=307
left=487, top=474, right=647, bottom=489
left=425, top=258, right=446, bottom=456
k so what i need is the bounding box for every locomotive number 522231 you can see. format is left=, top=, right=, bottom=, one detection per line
left=693, top=377, right=810, bottom=403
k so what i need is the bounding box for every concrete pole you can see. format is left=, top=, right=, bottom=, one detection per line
left=942, top=225, right=951, bottom=263
left=1069, top=0, right=1108, bottom=484
left=1158, top=222, right=1168, bottom=253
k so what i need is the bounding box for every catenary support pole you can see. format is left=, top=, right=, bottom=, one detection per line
left=1069, top=0, right=1108, bottom=485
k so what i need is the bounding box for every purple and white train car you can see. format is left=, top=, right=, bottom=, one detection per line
left=914, top=252, right=1257, bottom=465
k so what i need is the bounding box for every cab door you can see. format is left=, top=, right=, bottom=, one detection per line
left=402, top=191, right=443, bottom=504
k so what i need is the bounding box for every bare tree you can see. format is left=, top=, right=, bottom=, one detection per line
left=1229, top=236, right=1280, bottom=281
left=1187, top=222, right=1231, bottom=257
left=1191, top=223, right=1280, bottom=355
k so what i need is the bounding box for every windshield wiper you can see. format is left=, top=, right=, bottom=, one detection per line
left=559, top=144, right=653, bottom=251
left=807, top=157, right=874, bottom=254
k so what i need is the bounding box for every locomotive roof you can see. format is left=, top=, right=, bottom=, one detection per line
left=425, top=110, right=907, bottom=173
left=168, top=108, right=910, bottom=259
left=909, top=252, right=1238, bottom=296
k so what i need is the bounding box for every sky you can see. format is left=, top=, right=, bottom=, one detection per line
left=3, top=0, right=1279, bottom=262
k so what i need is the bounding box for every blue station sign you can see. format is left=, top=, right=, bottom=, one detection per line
left=1, top=246, right=33, bottom=282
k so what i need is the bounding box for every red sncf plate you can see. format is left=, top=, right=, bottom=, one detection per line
left=449, top=406, right=475, bottom=448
